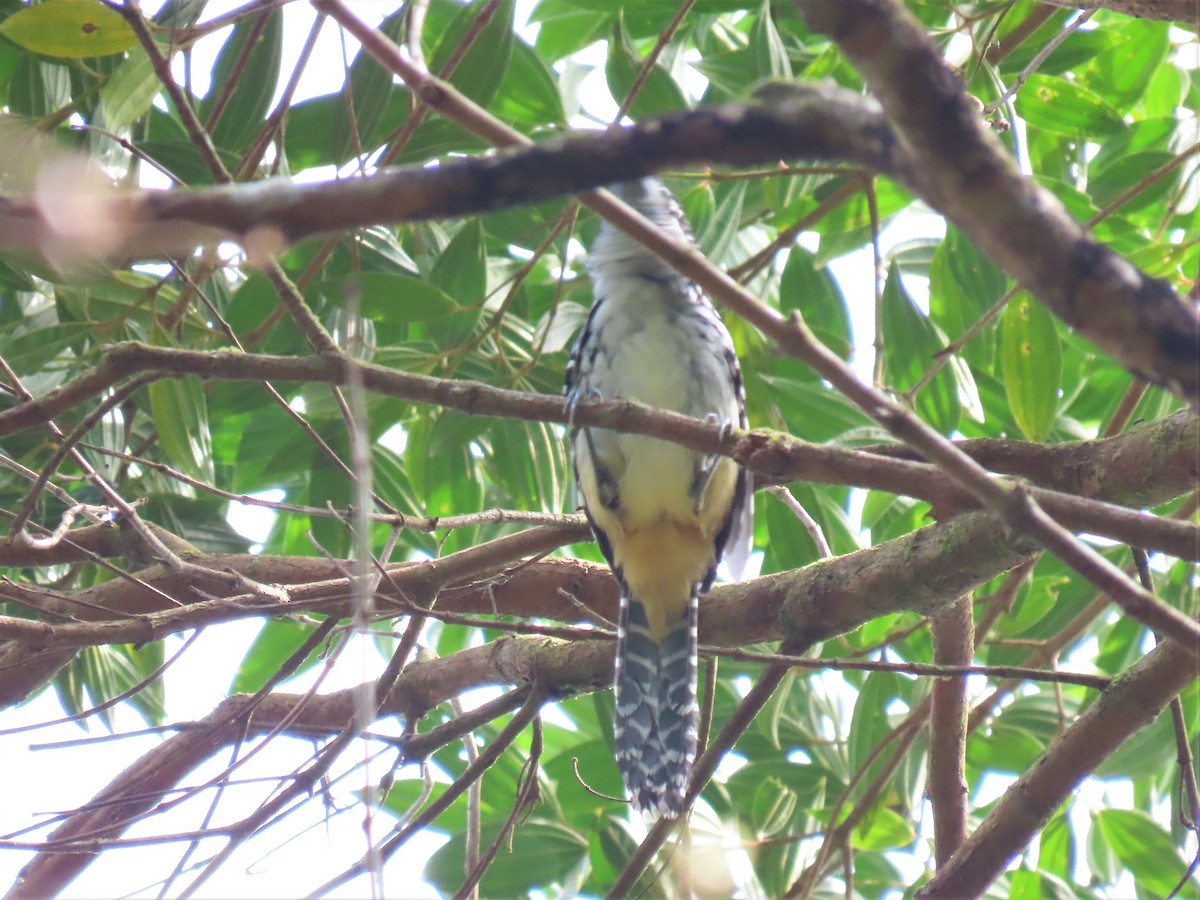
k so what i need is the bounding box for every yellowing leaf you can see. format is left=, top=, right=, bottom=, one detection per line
left=0, top=0, right=137, bottom=59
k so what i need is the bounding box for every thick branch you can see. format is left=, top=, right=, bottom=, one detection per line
left=918, top=635, right=1200, bottom=897
left=1, top=403, right=1194, bottom=706
left=796, top=0, right=1198, bottom=403
left=0, top=523, right=596, bottom=708
left=0, top=86, right=893, bottom=266
left=0, top=344, right=1193, bottom=561
left=929, top=599, right=973, bottom=868
left=1038, top=0, right=1199, bottom=20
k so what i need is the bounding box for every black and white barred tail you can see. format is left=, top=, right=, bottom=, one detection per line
left=614, top=592, right=699, bottom=817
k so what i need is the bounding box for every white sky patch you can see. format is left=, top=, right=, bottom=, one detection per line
left=226, top=488, right=284, bottom=546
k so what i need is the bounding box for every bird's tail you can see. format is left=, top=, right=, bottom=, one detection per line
left=613, top=592, right=698, bottom=817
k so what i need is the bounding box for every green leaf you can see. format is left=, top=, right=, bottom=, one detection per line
left=428, top=0, right=515, bottom=111
left=306, top=434, right=354, bottom=556
left=0, top=322, right=91, bottom=376
left=815, top=181, right=913, bottom=263
left=1038, top=809, right=1075, bottom=880
left=8, top=53, right=71, bottom=117
left=425, top=821, right=586, bottom=896
left=1140, top=58, right=1185, bottom=119
left=750, top=0, right=792, bottom=80
left=1085, top=20, right=1169, bottom=110
left=1088, top=149, right=1177, bottom=214
left=760, top=368, right=877, bottom=444
left=780, top=246, right=852, bottom=359
left=1000, top=293, right=1061, bottom=441
left=847, top=672, right=904, bottom=802
left=199, top=10, right=283, bottom=153
left=313, top=273, right=457, bottom=324
left=543, top=737, right=623, bottom=823
left=929, top=228, right=1007, bottom=339
left=427, top=219, right=487, bottom=349
left=853, top=806, right=916, bottom=851
left=230, top=619, right=321, bottom=694
left=97, top=48, right=159, bottom=132
left=881, top=261, right=961, bottom=434
left=532, top=1, right=609, bottom=62
left=490, top=35, right=564, bottom=127
left=692, top=179, right=746, bottom=265
left=1094, top=704, right=1176, bottom=779
left=1093, top=808, right=1196, bottom=897
left=969, top=694, right=1071, bottom=774
left=326, top=9, right=406, bottom=165
left=605, top=15, right=688, bottom=118
left=54, top=642, right=166, bottom=730
left=133, top=138, right=240, bottom=186
left=1014, top=74, right=1126, bottom=137
left=998, top=26, right=1124, bottom=78
left=0, top=0, right=135, bottom=58
left=148, top=366, right=215, bottom=483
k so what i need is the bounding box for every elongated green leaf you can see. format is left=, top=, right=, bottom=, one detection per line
left=1085, top=19, right=1169, bottom=109
left=426, top=821, right=586, bottom=896
left=847, top=672, right=904, bottom=802
left=98, top=48, right=159, bottom=131
left=1015, top=73, right=1125, bottom=137
left=605, top=15, right=688, bottom=118
left=8, top=54, right=71, bottom=117
left=694, top=180, right=746, bottom=265
left=491, top=36, right=565, bottom=127
left=230, top=620, right=320, bottom=694
left=0, top=0, right=135, bottom=58
left=429, top=0, right=515, bottom=111
left=427, top=219, right=487, bottom=349
left=430, top=220, right=487, bottom=304
left=313, top=273, right=457, bottom=324
left=1037, top=810, right=1074, bottom=880
left=326, top=10, right=406, bottom=165
left=881, top=261, right=961, bottom=434
left=532, top=2, right=609, bottom=62
left=1001, top=293, right=1061, bottom=440
left=306, top=436, right=353, bottom=557
left=200, top=10, right=283, bottom=153
left=854, top=806, right=916, bottom=851
left=999, top=27, right=1124, bottom=78
left=780, top=246, right=852, bottom=359
left=1088, top=149, right=1177, bottom=213
left=750, top=0, right=792, bottom=80
left=0, top=323, right=91, bottom=375
left=148, top=369, right=215, bottom=483
left=1094, top=808, right=1195, bottom=897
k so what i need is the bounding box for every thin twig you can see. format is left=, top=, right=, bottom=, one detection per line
left=767, top=486, right=833, bottom=558
left=982, top=10, right=1097, bottom=115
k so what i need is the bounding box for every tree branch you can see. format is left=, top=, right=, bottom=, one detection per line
left=0, top=86, right=893, bottom=266
left=1, top=401, right=1194, bottom=707
left=918, top=634, right=1200, bottom=897
left=794, top=0, right=1198, bottom=404
left=1037, top=0, right=1199, bottom=20
left=0, top=344, right=1193, bottom=561
left=929, top=599, right=973, bottom=868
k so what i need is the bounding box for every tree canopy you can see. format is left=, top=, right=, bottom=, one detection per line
left=0, top=0, right=1197, bottom=897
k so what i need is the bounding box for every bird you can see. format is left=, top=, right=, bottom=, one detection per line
left=565, top=177, right=753, bottom=817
